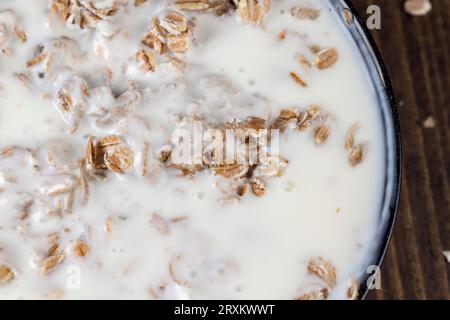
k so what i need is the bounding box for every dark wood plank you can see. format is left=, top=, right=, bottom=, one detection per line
left=351, top=0, right=450, bottom=300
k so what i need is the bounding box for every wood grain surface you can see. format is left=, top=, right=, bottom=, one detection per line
left=350, top=0, right=450, bottom=300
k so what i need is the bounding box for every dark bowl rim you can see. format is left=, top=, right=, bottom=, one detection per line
left=335, top=0, right=403, bottom=299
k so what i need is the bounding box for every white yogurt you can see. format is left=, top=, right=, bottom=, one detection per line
left=0, top=0, right=386, bottom=299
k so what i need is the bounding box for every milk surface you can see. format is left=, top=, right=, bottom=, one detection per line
left=0, top=0, right=386, bottom=299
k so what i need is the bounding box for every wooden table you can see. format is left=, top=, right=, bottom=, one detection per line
left=350, top=0, right=450, bottom=300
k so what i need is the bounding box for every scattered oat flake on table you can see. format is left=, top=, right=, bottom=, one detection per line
left=443, top=251, right=450, bottom=263
left=423, top=116, right=436, bottom=128
left=404, top=0, right=432, bottom=16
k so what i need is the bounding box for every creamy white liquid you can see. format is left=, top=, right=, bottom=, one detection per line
left=0, top=0, right=386, bottom=299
